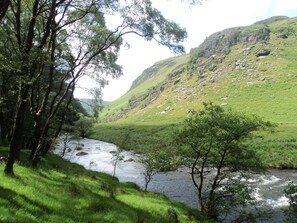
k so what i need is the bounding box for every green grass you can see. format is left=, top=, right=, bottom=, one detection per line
left=91, top=122, right=297, bottom=169
left=91, top=123, right=178, bottom=153
left=0, top=147, right=214, bottom=223
left=251, top=124, right=297, bottom=168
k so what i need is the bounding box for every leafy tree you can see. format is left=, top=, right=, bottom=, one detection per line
left=142, top=150, right=174, bottom=191
left=75, top=117, right=94, bottom=138
left=90, top=87, right=104, bottom=122
left=177, top=102, right=271, bottom=220
left=1, top=0, right=187, bottom=174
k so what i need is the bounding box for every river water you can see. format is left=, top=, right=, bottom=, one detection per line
left=53, top=138, right=297, bottom=223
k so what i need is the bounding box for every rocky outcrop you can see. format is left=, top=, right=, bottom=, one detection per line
left=197, top=26, right=270, bottom=59
left=188, top=22, right=273, bottom=76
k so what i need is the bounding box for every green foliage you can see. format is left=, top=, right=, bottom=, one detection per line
left=0, top=0, right=190, bottom=173
left=0, top=147, right=214, bottom=223
left=188, top=47, right=199, bottom=68
left=284, top=181, right=297, bottom=222
left=141, top=150, right=175, bottom=191
left=176, top=102, right=270, bottom=220
left=123, top=0, right=187, bottom=54
left=75, top=117, right=94, bottom=138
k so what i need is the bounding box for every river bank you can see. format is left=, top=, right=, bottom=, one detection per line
left=0, top=146, right=210, bottom=223
left=91, top=123, right=297, bottom=169
left=53, top=137, right=297, bottom=223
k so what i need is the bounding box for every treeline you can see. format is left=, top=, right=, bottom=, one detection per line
left=0, top=0, right=187, bottom=175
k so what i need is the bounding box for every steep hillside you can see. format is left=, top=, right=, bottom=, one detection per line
left=100, top=16, right=297, bottom=125
left=100, top=55, right=190, bottom=123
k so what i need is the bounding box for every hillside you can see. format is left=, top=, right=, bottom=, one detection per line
left=92, top=16, right=297, bottom=168
left=100, top=16, right=297, bottom=124
left=0, top=146, right=213, bottom=223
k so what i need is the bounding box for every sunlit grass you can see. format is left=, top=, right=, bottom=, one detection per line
left=0, top=147, right=213, bottom=223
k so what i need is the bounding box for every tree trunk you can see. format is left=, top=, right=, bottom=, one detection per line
left=32, top=124, right=50, bottom=167
left=0, top=111, right=7, bottom=143
left=28, top=119, right=42, bottom=161
left=144, top=174, right=151, bottom=191
left=4, top=90, right=28, bottom=175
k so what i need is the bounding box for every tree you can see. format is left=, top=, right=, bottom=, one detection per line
left=142, top=152, right=160, bottom=191
left=90, top=87, right=104, bottom=122
left=111, top=146, right=123, bottom=177
left=177, top=102, right=270, bottom=220
left=111, top=132, right=130, bottom=177
left=2, top=0, right=187, bottom=174
left=75, top=117, right=94, bottom=138
left=141, top=150, right=174, bottom=191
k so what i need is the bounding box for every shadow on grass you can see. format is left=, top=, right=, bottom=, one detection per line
left=0, top=185, right=53, bottom=222
left=0, top=147, right=211, bottom=222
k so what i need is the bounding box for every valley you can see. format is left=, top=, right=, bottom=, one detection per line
left=93, top=16, right=297, bottom=169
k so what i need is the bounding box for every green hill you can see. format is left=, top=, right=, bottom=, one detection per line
left=92, top=16, right=297, bottom=168
left=0, top=146, right=213, bottom=223
left=100, top=16, right=297, bottom=124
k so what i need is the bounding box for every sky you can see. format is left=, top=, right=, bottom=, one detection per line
left=74, top=0, right=297, bottom=101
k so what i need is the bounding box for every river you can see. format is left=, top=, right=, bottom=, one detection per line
left=53, top=138, right=297, bottom=223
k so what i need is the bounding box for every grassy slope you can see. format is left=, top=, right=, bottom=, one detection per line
left=92, top=17, right=297, bottom=168
left=0, top=147, right=213, bottom=223
left=100, top=55, right=190, bottom=123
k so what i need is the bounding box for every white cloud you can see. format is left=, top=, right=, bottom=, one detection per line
left=74, top=0, right=297, bottom=101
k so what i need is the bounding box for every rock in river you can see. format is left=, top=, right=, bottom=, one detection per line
left=76, top=151, right=88, bottom=156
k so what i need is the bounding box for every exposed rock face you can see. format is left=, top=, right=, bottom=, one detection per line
left=188, top=24, right=272, bottom=76
left=197, top=26, right=270, bottom=59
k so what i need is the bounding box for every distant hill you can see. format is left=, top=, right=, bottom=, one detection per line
left=100, top=16, right=297, bottom=125
left=78, top=98, right=110, bottom=113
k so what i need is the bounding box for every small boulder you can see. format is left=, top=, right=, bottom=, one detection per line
left=256, top=49, right=271, bottom=57
left=278, top=34, right=288, bottom=39
left=76, top=151, right=88, bottom=156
